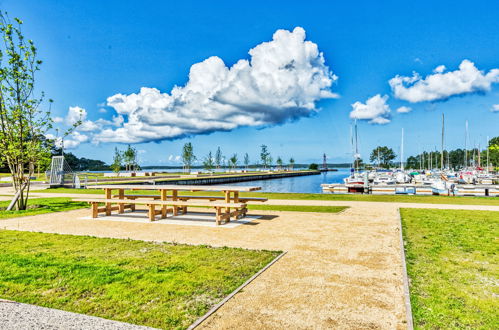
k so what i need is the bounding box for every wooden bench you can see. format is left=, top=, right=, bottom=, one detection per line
left=72, top=198, right=247, bottom=225
left=114, top=194, right=268, bottom=203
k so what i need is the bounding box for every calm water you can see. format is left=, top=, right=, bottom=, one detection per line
left=222, top=169, right=351, bottom=193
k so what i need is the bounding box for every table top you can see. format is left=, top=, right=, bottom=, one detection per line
left=88, top=184, right=262, bottom=192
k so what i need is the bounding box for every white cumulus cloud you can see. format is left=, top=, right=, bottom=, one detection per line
left=349, top=94, right=391, bottom=125
left=389, top=59, right=499, bottom=103
left=94, top=27, right=337, bottom=143
left=492, top=104, right=499, bottom=112
left=396, top=106, right=412, bottom=113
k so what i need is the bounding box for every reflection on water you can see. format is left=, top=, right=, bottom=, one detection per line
left=222, top=169, right=350, bottom=193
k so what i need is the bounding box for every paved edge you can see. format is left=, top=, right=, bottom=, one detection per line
left=397, top=208, right=414, bottom=330
left=188, top=251, right=288, bottom=330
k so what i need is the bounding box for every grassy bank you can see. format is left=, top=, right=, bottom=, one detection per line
left=248, top=204, right=347, bottom=213
left=0, top=198, right=88, bottom=220
left=36, top=188, right=499, bottom=206
left=0, top=230, right=280, bottom=329
left=401, top=208, right=498, bottom=328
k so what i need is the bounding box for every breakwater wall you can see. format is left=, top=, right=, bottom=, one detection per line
left=140, top=171, right=320, bottom=186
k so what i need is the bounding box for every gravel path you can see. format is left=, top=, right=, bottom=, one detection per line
left=0, top=299, right=154, bottom=330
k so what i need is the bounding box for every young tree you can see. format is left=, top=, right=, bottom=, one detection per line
left=0, top=14, right=71, bottom=210
left=369, top=146, right=396, bottom=168
left=123, top=144, right=137, bottom=171
left=267, top=155, right=273, bottom=169
left=260, top=144, right=270, bottom=169
left=229, top=153, right=238, bottom=170
left=215, top=146, right=222, bottom=170
left=276, top=156, right=283, bottom=170
left=203, top=151, right=214, bottom=171
left=181, top=142, right=195, bottom=173
left=243, top=153, right=250, bottom=170
left=289, top=157, right=295, bottom=170
left=111, top=147, right=122, bottom=174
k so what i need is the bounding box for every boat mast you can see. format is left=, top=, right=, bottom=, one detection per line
left=441, top=113, right=444, bottom=169
left=354, top=120, right=359, bottom=172
left=487, top=136, right=490, bottom=174
left=400, top=128, right=404, bottom=171
left=464, top=120, right=468, bottom=168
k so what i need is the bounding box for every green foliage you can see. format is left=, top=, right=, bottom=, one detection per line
left=260, top=144, right=270, bottom=168
left=202, top=151, right=214, bottom=171
left=229, top=153, right=238, bottom=169
left=123, top=144, right=138, bottom=171
left=487, top=136, right=499, bottom=167
left=0, top=197, right=87, bottom=219
left=243, top=152, right=250, bottom=168
left=215, top=147, right=222, bottom=169
left=370, top=146, right=396, bottom=168
left=276, top=156, right=283, bottom=168
left=181, top=142, right=195, bottom=172
left=401, top=209, right=498, bottom=329
left=289, top=157, right=295, bottom=169
left=111, top=147, right=122, bottom=173
left=0, top=230, right=280, bottom=329
left=0, top=13, right=72, bottom=210
left=308, top=163, right=318, bottom=170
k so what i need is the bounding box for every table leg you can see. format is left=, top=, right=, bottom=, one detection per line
left=118, top=189, right=125, bottom=213
left=224, top=191, right=231, bottom=223
left=161, top=189, right=167, bottom=218
left=105, top=189, right=112, bottom=216
left=172, top=190, right=178, bottom=216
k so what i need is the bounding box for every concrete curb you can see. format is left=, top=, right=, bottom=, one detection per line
left=188, top=251, right=287, bottom=329
left=397, top=208, right=414, bottom=330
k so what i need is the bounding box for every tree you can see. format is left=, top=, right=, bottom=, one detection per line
left=0, top=14, right=68, bottom=210
left=243, top=153, right=250, bottom=170
left=111, top=147, right=122, bottom=174
left=309, top=163, right=318, bottom=170
left=181, top=142, right=195, bottom=173
left=289, top=157, right=295, bottom=170
left=487, top=136, right=499, bottom=168
left=123, top=144, right=137, bottom=171
left=370, top=146, right=396, bottom=168
left=276, top=156, right=283, bottom=170
left=260, top=144, right=270, bottom=169
left=405, top=156, right=419, bottom=169
left=267, top=155, right=273, bottom=169
left=203, top=151, right=214, bottom=171
left=229, top=153, right=238, bottom=170
left=215, top=146, right=222, bottom=170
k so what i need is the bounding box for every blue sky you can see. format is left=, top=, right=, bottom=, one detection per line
left=2, top=0, right=499, bottom=165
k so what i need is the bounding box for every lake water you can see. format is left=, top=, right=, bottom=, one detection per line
left=222, top=169, right=351, bottom=193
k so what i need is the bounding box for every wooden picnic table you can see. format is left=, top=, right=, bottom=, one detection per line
left=87, top=184, right=261, bottom=218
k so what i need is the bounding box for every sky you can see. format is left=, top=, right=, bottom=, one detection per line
left=1, top=0, right=498, bottom=166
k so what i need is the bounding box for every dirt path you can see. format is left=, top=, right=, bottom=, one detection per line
left=0, top=202, right=409, bottom=329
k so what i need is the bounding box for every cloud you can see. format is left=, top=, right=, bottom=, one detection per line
left=52, top=116, right=63, bottom=123
left=98, top=108, right=107, bottom=113
left=349, top=94, right=391, bottom=125
left=46, top=131, right=89, bottom=149
left=492, top=104, right=499, bottom=112
left=396, top=106, right=412, bottom=113
left=93, top=27, right=337, bottom=143
left=389, top=59, right=499, bottom=103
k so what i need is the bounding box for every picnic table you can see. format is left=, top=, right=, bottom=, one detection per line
left=76, top=184, right=263, bottom=224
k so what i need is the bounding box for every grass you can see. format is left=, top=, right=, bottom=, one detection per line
left=247, top=204, right=348, bottom=213
left=0, top=198, right=88, bottom=220
left=36, top=188, right=499, bottom=206
left=400, top=208, right=499, bottom=329
left=0, top=230, right=280, bottom=329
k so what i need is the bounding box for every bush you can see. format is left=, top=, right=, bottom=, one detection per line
left=309, top=163, right=319, bottom=170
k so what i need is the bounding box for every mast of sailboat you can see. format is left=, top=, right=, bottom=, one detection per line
left=400, top=128, right=404, bottom=171
left=350, top=123, right=354, bottom=170
left=487, top=136, right=490, bottom=174
left=464, top=120, right=468, bottom=168
left=441, top=113, right=445, bottom=169
left=354, top=119, right=359, bottom=172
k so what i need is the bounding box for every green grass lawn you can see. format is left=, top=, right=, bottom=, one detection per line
left=0, top=230, right=280, bottom=329
left=401, top=208, right=499, bottom=329
left=247, top=204, right=348, bottom=213
left=36, top=188, right=499, bottom=206
left=0, top=198, right=88, bottom=220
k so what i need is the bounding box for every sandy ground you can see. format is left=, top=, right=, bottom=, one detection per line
left=1, top=203, right=409, bottom=329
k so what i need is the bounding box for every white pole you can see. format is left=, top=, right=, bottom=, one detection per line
left=487, top=136, right=490, bottom=174
left=401, top=128, right=404, bottom=171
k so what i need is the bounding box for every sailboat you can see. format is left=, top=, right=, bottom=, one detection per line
left=344, top=120, right=365, bottom=185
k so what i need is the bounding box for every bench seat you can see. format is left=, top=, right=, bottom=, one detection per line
left=73, top=198, right=247, bottom=224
